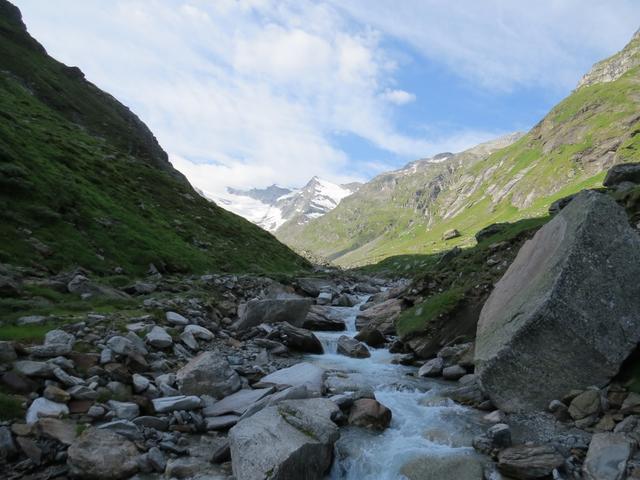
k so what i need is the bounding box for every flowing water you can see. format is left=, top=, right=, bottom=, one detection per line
left=307, top=296, right=489, bottom=480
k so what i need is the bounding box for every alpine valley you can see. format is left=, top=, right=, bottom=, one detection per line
left=3, top=2, right=640, bottom=480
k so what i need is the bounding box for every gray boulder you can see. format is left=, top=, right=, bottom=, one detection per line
left=145, top=326, right=173, bottom=348
left=152, top=395, right=201, bottom=413
left=296, top=278, right=335, bottom=297
left=67, top=428, right=139, bottom=479
left=28, top=330, right=75, bottom=357
left=569, top=389, right=602, bottom=420
left=354, top=326, right=386, bottom=347
left=257, top=363, right=324, bottom=396
left=271, top=322, right=323, bottom=354
left=337, top=336, right=370, bottom=358
left=229, top=398, right=339, bottom=480
left=241, top=385, right=311, bottom=420
left=235, top=298, right=313, bottom=330
left=348, top=398, right=392, bottom=431
left=26, top=397, right=69, bottom=424
left=106, top=335, right=147, bottom=359
left=14, top=360, right=53, bottom=377
left=583, top=433, right=634, bottom=480
left=206, top=415, right=240, bottom=431
left=166, top=311, right=189, bottom=325
left=107, top=400, right=139, bottom=420
left=418, top=357, right=444, bottom=377
left=443, top=365, right=467, bottom=381
left=203, top=387, right=274, bottom=417
left=475, top=191, right=640, bottom=412
left=176, top=351, right=241, bottom=398
left=302, top=306, right=346, bottom=331
left=355, top=298, right=402, bottom=335
left=183, top=324, right=214, bottom=340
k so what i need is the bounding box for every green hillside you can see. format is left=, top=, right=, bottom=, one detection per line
left=286, top=31, right=640, bottom=267
left=0, top=1, right=309, bottom=276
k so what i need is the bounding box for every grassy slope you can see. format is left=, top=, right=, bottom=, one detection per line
left=288, top=38, right=640, bottom=267
left=0, top=2, right=309, bottom=276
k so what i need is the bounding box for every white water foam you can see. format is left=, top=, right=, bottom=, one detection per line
left=305, top=296, right=488, bottom=479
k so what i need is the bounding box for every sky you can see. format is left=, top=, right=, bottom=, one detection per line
left=13, top=0, right=640, bottom=196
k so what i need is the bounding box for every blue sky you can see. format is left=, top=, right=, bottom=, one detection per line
left=13, top=0, right=640, bottom=195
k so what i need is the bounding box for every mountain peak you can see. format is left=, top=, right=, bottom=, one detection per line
left=217, top=176, right=358, bottom=232
left=577, top=28, right=640, bottom=89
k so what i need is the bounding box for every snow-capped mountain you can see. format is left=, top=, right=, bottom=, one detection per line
left=212, top=177, right=360, bottom=232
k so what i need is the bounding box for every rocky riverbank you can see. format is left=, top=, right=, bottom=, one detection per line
left=1, top=164, right=640, bottom=480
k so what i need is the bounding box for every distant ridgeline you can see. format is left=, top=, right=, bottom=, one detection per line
left=287, top=30, right=640, bottom=267
left=0, top=0, right=309, bottom=276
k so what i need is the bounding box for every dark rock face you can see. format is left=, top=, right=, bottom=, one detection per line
left=603, top=162, right=640, bottom=187
left=475, top=191, right=640, bottom=412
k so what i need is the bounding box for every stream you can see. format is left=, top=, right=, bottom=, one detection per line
left=307, top=296, right=490, bottom=480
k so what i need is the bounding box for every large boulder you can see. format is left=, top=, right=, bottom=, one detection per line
left=257, top=363, right=324, bottom=397
left=235, top=298, right=313, bottom=330
left=176, top=351, right=241, bottom=398
left=67, top=428, right=139, bottom=479
left=583, top=432, right=634, bottom=480
left=296, top=278, right=336, bottom=297
left=337, top=336, right=370, bottom=358
left=303, top=306, right=346, bottom=331
left=229, top=398, right=339, bottom=480
left=204, top=387, right=274, bottom=417
left=348, top=398, right=392, bottom=431
left=28, top=329, right=75, bottom=357
left=26, top=397, right=69, bottom=424
left=355, top=298, right=403, bottom=335
left=603, top=162, right=640, bottom=187
left=475, top=192, right=640, bottom=412
left=270, top=322, right=324, bottom=354
left=354, top=326, right=386, bottom=347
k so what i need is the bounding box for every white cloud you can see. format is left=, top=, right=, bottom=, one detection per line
left=11, top=0, right=640, bottom=200
left=14, top=0, right=432, bottom=193
left=330, top=0, right=640, bottom=91
left=382, top=89, right=416, bottom=105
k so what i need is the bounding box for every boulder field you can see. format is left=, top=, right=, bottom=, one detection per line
left=2, top=165, right=640, bottom=479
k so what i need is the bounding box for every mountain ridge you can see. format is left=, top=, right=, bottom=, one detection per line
left=214, top=177, right=360, bottom=232
left=286, top=29, right=640, bottom=267
left=0, top=0, right=309, bottom=275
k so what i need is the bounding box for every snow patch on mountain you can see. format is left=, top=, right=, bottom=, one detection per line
left=211, top=177, right=360, bottom=232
